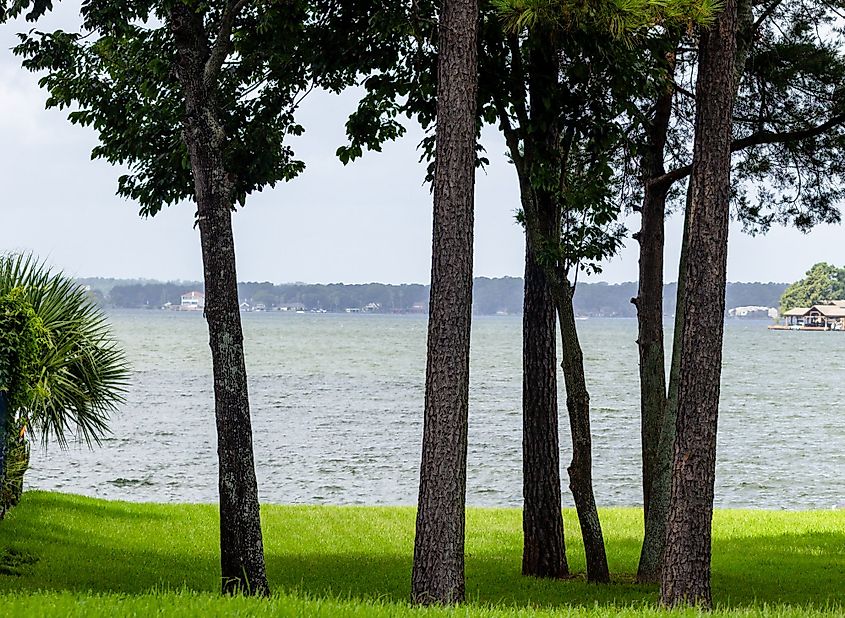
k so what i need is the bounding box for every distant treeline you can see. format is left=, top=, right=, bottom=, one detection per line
left=87, top=277, right=788, bottom=316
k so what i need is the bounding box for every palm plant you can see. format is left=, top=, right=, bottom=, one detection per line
left=0, top=253, right=128, bottom=513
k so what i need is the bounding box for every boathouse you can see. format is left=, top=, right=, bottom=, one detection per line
left=772, top=301, right=845, bottom=330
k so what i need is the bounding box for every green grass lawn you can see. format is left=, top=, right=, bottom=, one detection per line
left=0, top=491, right=842, bottom=616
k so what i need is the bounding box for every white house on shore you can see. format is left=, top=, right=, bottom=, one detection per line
left=180, top=291, right=205, bottom=311
left=729, top=305, right=778, bottom=319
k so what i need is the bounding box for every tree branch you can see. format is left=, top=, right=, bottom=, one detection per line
left=204, top=0, right=251, bottom=87
left=752, top=0, right=785, bottom=33
left=507, top=33, right=529, bottom=131
left=649, top=114, right=845, bottom=191
left=493, top=95, right=524, bottom=177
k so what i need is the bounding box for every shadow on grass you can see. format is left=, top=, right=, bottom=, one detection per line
left=0, top=492, right=842, bottom=611
left=263, top=530, right=845, bottom=610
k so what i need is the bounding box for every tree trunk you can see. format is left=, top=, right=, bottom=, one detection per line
left=521, top=241, right=568, bottom=579
left=635, top=50, right=675, bottom=584
left=519, top=31, right=568, bottom=580
left=555, top=285, right=610, bottom=583
left=411, top=0, right=478, bottom=605
left=199, top=195, right=269, bottom=597
left=638, top=196, right=687, bottom=583
left=170, top=6, right=269, bottom=597
left=0, top=390, right=7, bottom=518
left=660, top=0, right=737, bottom=606
left=642, top=0, right=753, bottom=581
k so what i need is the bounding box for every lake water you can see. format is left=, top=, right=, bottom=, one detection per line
left=26, top=311, right=844, bottom=510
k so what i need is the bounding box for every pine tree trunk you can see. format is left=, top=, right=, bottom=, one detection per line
left=635, top=50, right=675, bottom=583
left=521, top=240, right=568, bottom=579
left=170, top=6, right=269, bottom=597
left=660, top=1, right=737, bottom=606
left=555, top=285, right=610, bottom=583
left=638, top=214, right=685, bottom=583
left=519, top=30, right=568, bottom=581
left=411, top=0, right=478, bottom=605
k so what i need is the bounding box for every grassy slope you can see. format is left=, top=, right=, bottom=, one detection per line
left=0, top=492, right=842, bottom=616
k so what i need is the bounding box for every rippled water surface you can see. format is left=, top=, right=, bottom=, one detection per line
left=27, top=311, right=844, bottom=509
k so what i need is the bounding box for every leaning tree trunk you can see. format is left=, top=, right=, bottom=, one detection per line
left=410, top=0, right=478, bottom=605
left=197, top=179, right=269, bottom=597
left=521, top=241, right=568, bottom=579
left=555, top=284, right=610, bottom=583
left=660, top=0, right=737, bottom=607
left=638, top=196, right=687, bottom=584
left=634, top=49, right=676, bottom=584
left=170, top=6, right=269, bottom=597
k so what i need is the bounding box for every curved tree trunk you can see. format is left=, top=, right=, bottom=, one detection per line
left=170, top=6, right=269, bottom=596
left=411, top=0, right=478, bottom=605
left=555, top=285, right=610, bottom=583
left=660, top=0, right=737, bottom=606
left=521, top=241, right=568, bottom=579
left=634, top=50, right=675, bottom=583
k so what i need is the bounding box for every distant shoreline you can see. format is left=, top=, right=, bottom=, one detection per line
left=82, top=277, right=789, bottom=319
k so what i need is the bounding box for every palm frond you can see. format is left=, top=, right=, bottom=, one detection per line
left=0, top=253, right=129, bottom=448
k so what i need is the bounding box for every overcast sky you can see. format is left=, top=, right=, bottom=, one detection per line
left=1, top=6, right=842, bottom=285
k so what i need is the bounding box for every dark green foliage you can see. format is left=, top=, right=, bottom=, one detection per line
left=626, top=0, right=845, bottom=232
left=341, top=2, right=653, bottom=282
left=779, top=262, right=845, bottom=312
left=0, top=288, right=48, bottom=414
left=731, top=0, right=845, bottom=233
left=14, top=1, right=406, bottom=217
left=0, top=0, right=52, bottom=22
left=0, top=288, right=45, bottom=515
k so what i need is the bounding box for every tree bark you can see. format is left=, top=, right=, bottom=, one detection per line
left=660, top=0, right=737, bottom=606
left=519, top=30, right=568, bottom=580
left=0, top=390, right=7, bottom=518
left=555, top=285, right=610, bottom=583
left=170, top=6, right=269, bottom=597
left=635, top=49, right=675, bottom=584
left=521, top=241, right=568, bottom=579
left=642, top=0, right=754, bottom=583
left=638, top=187, right=687, bottom=584
left=411, top=0, right=478, bottom=605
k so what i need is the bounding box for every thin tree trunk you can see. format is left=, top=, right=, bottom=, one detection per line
left=555, top=285, right=610, bottom=583
left=0, top=390, right=7, bottom=518
left=638, top=188, right=687, bottom=584
left=170, top=6, right=269, bottom=596
left=635, top=49, right=675, bottom=584
left=522, top=240, right=568, bottom=579
left=660, top=0, right=737, bottom=606
left=411, top=0, right=478, bottom=605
